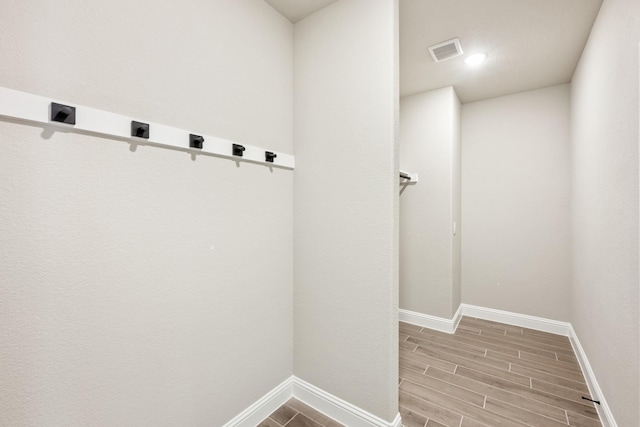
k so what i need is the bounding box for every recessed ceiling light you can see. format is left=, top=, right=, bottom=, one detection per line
left=465, top=53, right=487, bottom=66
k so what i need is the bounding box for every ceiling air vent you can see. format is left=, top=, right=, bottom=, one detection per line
left=428, top=38, right=463, bottom=62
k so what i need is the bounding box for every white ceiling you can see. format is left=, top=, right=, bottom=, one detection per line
left=265, top=0, right=339, bottom=23
left=401, top=0, right=602, bottom=103
left=266, top=0, right=602, bottom=103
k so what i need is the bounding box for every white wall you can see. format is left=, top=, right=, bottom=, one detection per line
left=461, top=84, right=571, bottom=321
left=0, top=1, right=294, bottom=426
left=399, top=87, right=461, bottom=318
left=293, top=0, right=399, bottom=421
left=570, top=0, right=640, bottom=424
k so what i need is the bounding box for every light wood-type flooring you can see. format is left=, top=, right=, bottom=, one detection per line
left=399, top=317, right=602, bottom=427
left=258, top=317, right=602, bottom=427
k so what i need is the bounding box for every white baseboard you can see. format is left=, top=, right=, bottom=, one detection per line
left=459, top=303, right=571, bottom=336
left=293, top=377, right=402, bottom=427
left=568, top=324, right=618, bottom=427
left=223, top=376, right=402, bottom=427
left=399, top=305, right=462, bottom=334
left=222, top=376, right=294, bottom=427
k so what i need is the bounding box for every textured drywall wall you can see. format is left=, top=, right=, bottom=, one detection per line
left=399, top=87, right=461, bottom=318
left=570, top=0, right=639, bottom=424
left=293, top=0, right=399, bottom=421
left=461, top=85, right=571, bottom=321
left=0, top=1, right=293, bottom=426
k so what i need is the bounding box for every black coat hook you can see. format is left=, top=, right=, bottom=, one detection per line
left=131, top=121, right=149, bottom=139
left=265, top=151, right=277, bottom=163
left=50, top=102, right=76, bottom=125
left=233, top=144, right=246, bottom=157
left=190, top=134, right=204, bottom=149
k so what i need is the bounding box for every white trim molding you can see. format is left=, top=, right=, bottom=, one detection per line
left=222, top=376, right=294, bottom=427
left=568, top=324, right=618, bottom=427
left=459, top=304, right=571, bottom=336
left=399, top=305, right=462, bottom=334
left=223, top=376, right=402, bottom=427
left=293, top=377, right=402, bottom=427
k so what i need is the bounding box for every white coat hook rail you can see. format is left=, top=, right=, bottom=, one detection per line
left=0, top=86, right=295, bottom=169
left=400, top=169, right=418, bottom=183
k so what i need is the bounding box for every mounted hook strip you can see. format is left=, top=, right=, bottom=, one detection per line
left=0, top=86, right=295, bottom=169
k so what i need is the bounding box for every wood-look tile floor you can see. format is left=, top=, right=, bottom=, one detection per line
left=399, top=317, right=602, bottom=427
left=257, top=317, right=601, bottom=427
left=257, top=397, right=346, bottom=427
